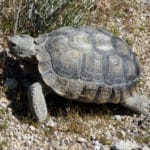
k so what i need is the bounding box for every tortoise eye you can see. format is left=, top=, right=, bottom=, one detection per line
left=8, top=41, right=16, bottom=48
left=11, top=42, right=16, bottom=47
left=34, top=40, right=38, bottom=44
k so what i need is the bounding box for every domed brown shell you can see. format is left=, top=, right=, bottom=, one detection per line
left=36, top=26, right=140, bottom=104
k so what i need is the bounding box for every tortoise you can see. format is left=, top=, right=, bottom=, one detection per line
left=7, top=26, right=149, bottom=122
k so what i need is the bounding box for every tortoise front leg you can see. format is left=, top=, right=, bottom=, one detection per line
left=27, top=82, right=48, bottom=122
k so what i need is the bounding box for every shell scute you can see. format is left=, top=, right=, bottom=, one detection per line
left=81, top=53, right=104, bottom=82
left=36, top=26, right=140, bottom=102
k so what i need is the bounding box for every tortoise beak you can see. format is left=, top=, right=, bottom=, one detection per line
left=7, top=39, right=17, bottom=55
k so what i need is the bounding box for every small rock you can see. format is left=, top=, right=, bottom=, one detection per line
left=111, top=140, right=141, bottom=150
left=46, top=117, right=57, bottom=127
left=90, top=134, right=97, bottom=141
left=7, top=107, right=13, bottom=114
left=88, top=141, right=104, bottom=150
left=17, top=135, right=22, bottom=140
left=52, top=140, right=68, bottom=150
left=94, top=144, right=102, bottom=150
left=120, top=130, right=126, bottom=138
left=92, top=141, right=103, bottom=150
left=114, top=115, right=122, bottom=121
left=129, top=7, right=135, bottom=13
left=0, top=97, right=11, bottom=109
left=102, top=145, right=110, bottom=150
left=77, top=137, right=87, bottom=143
left=29, top=125, right=36, bottom=131
left=81, top=143, right=88, bottom=150
left=25, top=140, right=32, bottom=146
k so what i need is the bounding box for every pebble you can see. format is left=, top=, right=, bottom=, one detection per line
left=52, top=140, right=68, bottom=150
left=102, top=145, right=110, bottom=150
left=92, top=141, right=103, bottom=150
left=120, top=130, right=126, bottom=138
left=29, top=125, right=36, bottom=131
left=129, top=7, right=135, bottom=13
left=88, top=141, right=104, bottom=150
left=0, top=97, right=11, bottom=109
left=114, top=115, right=122, bottom=122
left=77, top=137, right=88, bottom=143
left=46, top=117, right=57, bottom=127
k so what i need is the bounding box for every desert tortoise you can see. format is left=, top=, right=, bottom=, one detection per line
left=8, top=26, right=149, bottom=122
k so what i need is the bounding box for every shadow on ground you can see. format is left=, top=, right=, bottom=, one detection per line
left=7, top=89, right=135, bottom=122
left=4, top=56, right=135, bottom=122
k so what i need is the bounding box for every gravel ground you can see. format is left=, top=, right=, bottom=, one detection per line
left=0, top=0, right=149, bottom=149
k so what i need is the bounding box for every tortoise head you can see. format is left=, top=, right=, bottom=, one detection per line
left=7, top=34, right=36, bottom=59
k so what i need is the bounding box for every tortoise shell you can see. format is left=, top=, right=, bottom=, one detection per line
left=36, top=26, right=140, bottom=104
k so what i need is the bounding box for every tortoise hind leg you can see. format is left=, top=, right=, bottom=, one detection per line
left=27, top=82, right=48, bottom=122
left=122, top=94, right=150, bottom=115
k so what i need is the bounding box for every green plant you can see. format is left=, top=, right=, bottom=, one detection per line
left=111, top=27, right=119, bottom=36
left=44, top=127, right=54, bottom=136
left=0, top=121, right=8, bottom=131
left=0, top=0, right=99, bottom=36
left=0, top=108, right=5, bottom=115
left=0, top=141, right=8, bottom=150
left=126, top=38, right=134, bottom=46
left=135, top=135, right=150, bottom=144
left=138, top=26, right=145, bottom=31
left=99, top=135, right=112, bottom=145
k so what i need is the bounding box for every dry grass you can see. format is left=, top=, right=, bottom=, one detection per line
left=0, top=0, right=100, bottom=36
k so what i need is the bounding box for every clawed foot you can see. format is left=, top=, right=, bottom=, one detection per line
left=28, top=82, right=48, bottom=122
